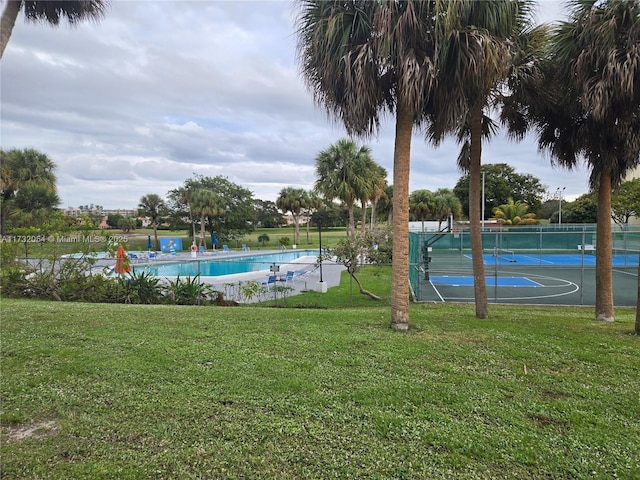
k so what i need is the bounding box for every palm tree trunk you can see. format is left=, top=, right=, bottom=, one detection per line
left=0, top=0, right=21, bottom=59
left=361, top=200, right=367, bottom=234
left=390, top=104, right=413, bottom=331
left=348, top=203, right=356, bottom=239
left=370, top=200, right=377, bottom=230
left=595, top=172, right=614, bottom=322
left=293, top=215, right=300, bottom=245
left=469, top=105, right=489, bottom=318
left=153, top=223, right=159, bottom=252
left=200, top=213, right=206, bottom=248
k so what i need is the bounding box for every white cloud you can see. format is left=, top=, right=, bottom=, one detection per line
left=1, top=0, right=588, bottom=209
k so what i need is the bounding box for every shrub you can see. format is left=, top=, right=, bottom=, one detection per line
left=117, top=271, right=163, bottom=304
left=164, top=275, right=217, bottom=305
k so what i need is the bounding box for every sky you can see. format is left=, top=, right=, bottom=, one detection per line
left=1, top=0, right=589, bottom=210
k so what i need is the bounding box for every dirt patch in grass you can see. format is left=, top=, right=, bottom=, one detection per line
left=528, top=413, right=569, bottom=432
left=4, top=420, right=59, bottom=443
left=541, top=389, right=571, bottom=400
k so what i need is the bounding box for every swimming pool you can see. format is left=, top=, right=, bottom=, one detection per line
left=134, top=250, right=318, bottom=277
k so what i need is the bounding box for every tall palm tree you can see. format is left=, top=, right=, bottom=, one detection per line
left=530, top=0, right=640, bottom=322
left=298, top=0, right=439, bottom=330
left=427, top=0, right=535, bottom=319
left=138, top=193, right=166, bottom=252
left=276, top=187, right=308, bottom=246
left=0, top=148, right=57, bottom=236
left=191, top=189, right=223, bottom=248
left=409, top=189, right=435, bottom=232
left=1, top=0, right=109, bottom=59
left=314, top=139, right=372, bottom=240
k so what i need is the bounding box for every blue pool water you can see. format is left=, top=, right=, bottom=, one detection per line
left=134, top=250, right=317, bottom=277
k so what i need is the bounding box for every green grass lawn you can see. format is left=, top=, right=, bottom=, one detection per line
left=1, top=296, right=638, bottom=479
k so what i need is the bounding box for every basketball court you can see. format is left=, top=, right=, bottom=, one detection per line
left=409, top=227, right=639, bottom=307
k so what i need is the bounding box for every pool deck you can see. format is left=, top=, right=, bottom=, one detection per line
left=94, top=249, right=346, bottom=302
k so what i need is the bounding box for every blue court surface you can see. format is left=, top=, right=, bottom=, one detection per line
left=468, top=253, right=639, bottom=266
left=430, top=276, right=542, bottom=287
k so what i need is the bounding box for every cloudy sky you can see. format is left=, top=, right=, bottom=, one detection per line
left=1, top=0, right=588, bottom=210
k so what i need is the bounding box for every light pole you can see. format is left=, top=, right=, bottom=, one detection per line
left=316, top=211, right=327, bottom=292
left=556, top=187, right=566, bottom=225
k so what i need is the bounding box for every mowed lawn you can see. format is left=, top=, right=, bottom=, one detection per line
left=1, top=297, right=638, bottom=479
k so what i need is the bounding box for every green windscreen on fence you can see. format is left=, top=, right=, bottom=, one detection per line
left=409, top=224, right=640, bottom=305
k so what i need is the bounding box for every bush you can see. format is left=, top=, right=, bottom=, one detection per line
left=279, top=236, right=291, bottom=247
left=164, top=275, right=217, bottom=305
left=117, top=271, right=163, bottom=304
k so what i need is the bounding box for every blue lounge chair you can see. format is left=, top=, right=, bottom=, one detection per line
left=222, top=245, right=231, bottom=254
left=129, top=253, right=140, bottom=263
left=262, top=275, right=276, bottom=289
left=242, top=244, right=250, bottom=252
left=280, top=270, right=295, bottom=286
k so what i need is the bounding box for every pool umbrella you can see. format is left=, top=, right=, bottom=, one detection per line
left=115, top=244, right=131, bottom=274
left=147, top=234, right=153, bottom=252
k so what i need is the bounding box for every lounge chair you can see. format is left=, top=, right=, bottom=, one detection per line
left=242, top=244, right=250, bottom=252
left=279, top=270, right=295, bottom=286
left=199, top=245, right=212, bottom=256
left=262, top=275, right=276, bottom=289
left=222, top=245, right=231, bottom=254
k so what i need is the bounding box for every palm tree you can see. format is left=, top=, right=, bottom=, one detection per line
left=298, top=1, right=438, bottom=330
left=368, top=165, right=388, bottom=230
left=191, top=189, right=223, bottom=248
left=529, top=0, right=640, bottom=322
left=1, top=0, right=109, bottom=59
left=376, top=185, right=394, bottom=225
left=314, top=139, right=373, bottom=240
left=427, top=0, right=535, bottom=319
left=276, top=187, right=308, bottom=246
left=433, top=188, right=462, bottom=230
left=1, top=148, right=58, bottom=236
left=257, top=233, right=270, bottom=247
left=491, top=198, right=537, bottom=225
left=357, top=159, right=387, bottom=234
left=138, top=193, right=166, bottom=252
left=409, top=189, right=435, bottom=232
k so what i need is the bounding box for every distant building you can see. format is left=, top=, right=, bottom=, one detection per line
left=63, top=206, right=137, bottom=217
left=62, top=206, right=142, bottom=228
